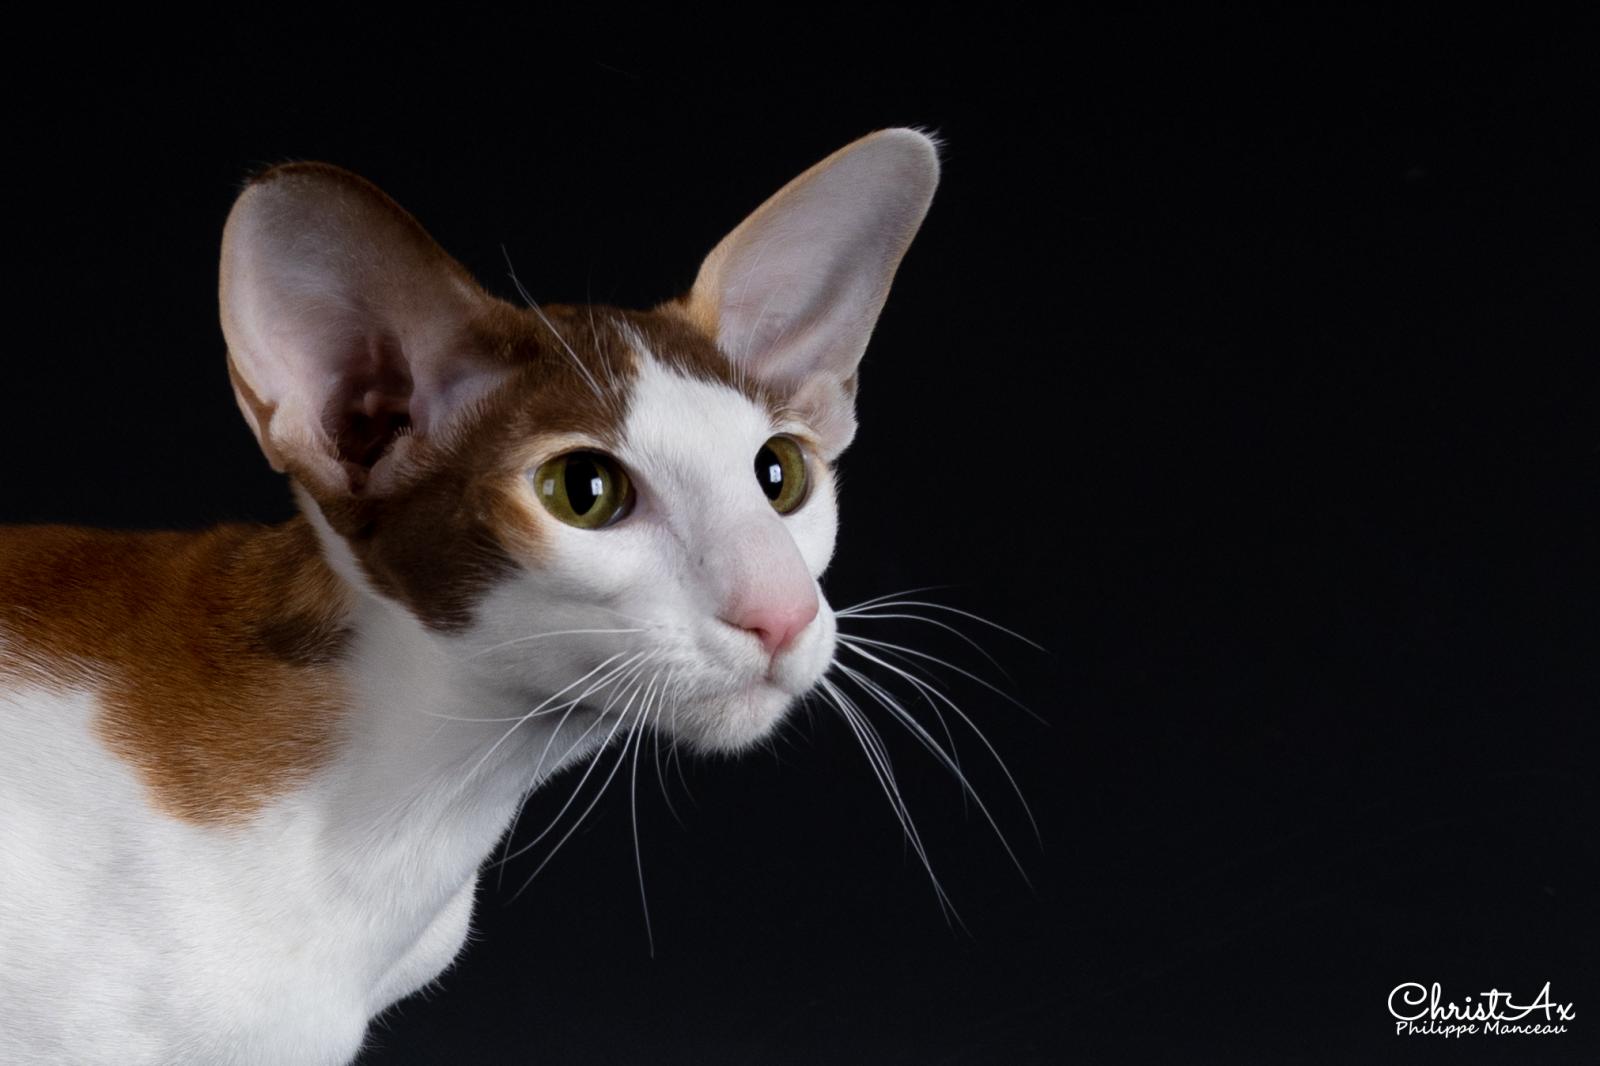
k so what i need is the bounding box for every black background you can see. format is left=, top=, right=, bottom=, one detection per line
left=5, top=14, right=1597, bottom=1064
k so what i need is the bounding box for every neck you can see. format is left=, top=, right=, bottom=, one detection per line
left=294, top=503, right=611, bottom=918
left=316, top=595, right=602, bottom=896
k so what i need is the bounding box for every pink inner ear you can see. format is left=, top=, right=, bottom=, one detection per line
left=326, top=334, right=415, bottom=470
left=222, top=163, right=518, bottom=498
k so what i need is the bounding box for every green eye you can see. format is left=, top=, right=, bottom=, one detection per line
left=755, top=435, right=809, bottom=514
left=531, top=452, right=634, bottom=529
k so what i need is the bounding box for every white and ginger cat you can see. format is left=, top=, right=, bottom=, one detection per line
left=0, top=129, right=938, bottom=1064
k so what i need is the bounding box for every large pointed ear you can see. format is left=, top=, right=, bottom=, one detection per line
left=682, top=128, right=940, bottom=456
left=220, top=163, right=512, bottom=497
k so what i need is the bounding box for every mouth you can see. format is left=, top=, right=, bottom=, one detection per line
left=666, top=679, right=800, bottom=753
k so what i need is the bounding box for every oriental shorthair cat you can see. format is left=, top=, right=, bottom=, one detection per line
left=0, top=129, right=944, bottom=1064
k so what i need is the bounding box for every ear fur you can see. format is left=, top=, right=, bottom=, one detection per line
left=220, top=164, right=511, bottom=497
left=682, top=128, right=940, bottom=455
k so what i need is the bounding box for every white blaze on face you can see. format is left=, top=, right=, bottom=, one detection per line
left=611, top=350, right=839, bottom=745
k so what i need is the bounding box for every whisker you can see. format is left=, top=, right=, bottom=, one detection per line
left=837, top=598, right=1046, bottom=652
left=835, top=610, right=1010, bottom=678
left=836, top=632, right=1046, bottom=726
left=494, top=654, right=655, bottom=890
left=833, top=585, right=958, bottom=614
left=587, top=298, right=620, bottom=394
left=466, top=650, right=645, bottom=782
left=669, top=693, right=695, bottom=803
left=425, top=650, right=640, bottom=726
left=820, top=678, right=961, bottom=927
left=650, top=671, right=686, bottom=828
left=833, top=644, right=969, bottom=809
left=505, top=668, right=663, bottom=902
left=629, top=672, right=661, bottom=957
left=501, top=245, right=607, bottom=403
left=835, top=662, right=1033, bottom=888
left=836, top=640, right=1042, bottom=847
left=497, top=662, right=655, bottom=873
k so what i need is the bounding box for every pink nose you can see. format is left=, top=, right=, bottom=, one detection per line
left=725, top=592, right=819, bottom=656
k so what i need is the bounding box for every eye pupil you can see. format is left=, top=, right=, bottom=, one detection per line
left=755, top=447, right=782, bottom=500
left=564, top=455, right=604, bottom=515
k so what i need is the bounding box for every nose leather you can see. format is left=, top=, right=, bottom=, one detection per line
left=712, top=510, right=819, bottom=658
left=726, top=594, right=819, bottom=655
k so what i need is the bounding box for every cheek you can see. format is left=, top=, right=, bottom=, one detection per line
left=540, top=531, right=676, bottom=605
left=455, top=540, right=672, bottom=692
left=491, top=480, right=670, bottom=600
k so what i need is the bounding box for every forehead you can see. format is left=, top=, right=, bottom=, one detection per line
left=610, top=305, right=786, bottom=420
left=485, top=302, right=785, bottom=446
left=618, top=343, right=778, bottom=480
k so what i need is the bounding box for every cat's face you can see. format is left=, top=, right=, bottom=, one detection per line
left=221, top=131, right=937, bottom=752
left=343, top=309, right=847, bottom=753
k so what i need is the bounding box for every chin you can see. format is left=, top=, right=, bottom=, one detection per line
left=678, top=681, right=805, bottom=754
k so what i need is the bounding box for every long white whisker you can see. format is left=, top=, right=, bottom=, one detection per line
left=649, top=671, right=685, bottom=827
left=586, top=297, right=620, bottom=394
left=494, top=654, right=655, bottom=889
left=836, top=611, right=1010, bottom=677
left=821, top=678, right=960, bottom=926
left=833, top=585, right=958, bottom=614
left=497, top=662, right=655, bottom=873
left=629, top=671, right=661, bottom=957
left=427, top=649, right=640, bottom=726
left=836, top=640, right=969, bottom=798
left=508, top=721, right=643, bottom=904
left=837, top=640, right=1041, bottom=846
left=836, top=662, right=1034, bottom=888
left=506, top=668, right=663, bottom=902
left=836, top=599, right=1046, bottom=652
left=464, top=650, right=643, bottom=783
left=834, top=642, right=969, bottom=803
left=667, top=680, right=694, bottom=802
left=837, top=632, right=1046, bottom=726
left=495, top=700, right=581, bottom=891
left=501, top=245, right=607, bottom=402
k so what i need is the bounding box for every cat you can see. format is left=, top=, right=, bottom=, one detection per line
left=0, top=129, right=939, bottom=1064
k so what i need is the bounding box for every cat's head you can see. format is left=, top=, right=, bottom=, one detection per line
left=219, top=130, right=939, bottom=752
